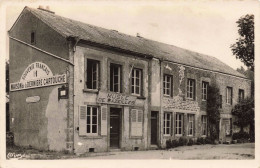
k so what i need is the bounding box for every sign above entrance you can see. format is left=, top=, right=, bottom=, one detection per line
left=10, top=62, right=67, bottom=92
left=97, top=92, right=137, bottom=106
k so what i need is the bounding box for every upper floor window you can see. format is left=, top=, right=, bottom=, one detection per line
left=202, top=81, right=209, bottom=101
left=163, top=112, right=171, bottom=136
left=131, top=68, right=142, bottom=96
left=86, top=59, right=99, bottom=90
left=31, top=32, right=35, bottom=44
left=238, top=89, right=245, bottom=102
left=226, top=87, right=233, bottom=105
left=86, top=106, right=98, bottom=135
left=219, top=95, right=222, bottom=109
left=110, top=63, right=122, bottom=93
left=187, top=79, right=195, bottom=100
left=163, top=74, right=172, bottom=97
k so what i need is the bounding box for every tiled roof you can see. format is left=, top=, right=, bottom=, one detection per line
left=25, top=7, right=246, bottom=78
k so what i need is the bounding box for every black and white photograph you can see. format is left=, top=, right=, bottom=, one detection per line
left=1, top=0, right=259, bottom=167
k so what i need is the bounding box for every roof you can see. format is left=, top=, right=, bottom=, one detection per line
left=18, top=7, right=247, bottom=78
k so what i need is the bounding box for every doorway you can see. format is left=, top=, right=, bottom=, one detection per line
left=151, top=111, right=158, bottom=145
left=110, top=108, right=121, bottom=148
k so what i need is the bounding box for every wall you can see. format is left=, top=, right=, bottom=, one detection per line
left=9, top=10, right=71, bottom=151
left=150, top=60, right=251, bottom=147
left=73, top=44, right=149, bottom=154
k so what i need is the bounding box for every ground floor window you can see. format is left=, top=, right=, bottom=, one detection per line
left=86, top=106, right=98, bottom=135
left=175, top=113, right=183, bottom=136
left=202, top=115, right=207, bottom=136
left=163, top=112, right=171, bottom=135
left=188, top=114, right=195, bottom=136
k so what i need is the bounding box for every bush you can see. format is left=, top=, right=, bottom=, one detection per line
left=172, top=140, right=179, bottom=148
left=205, top=137, right=214, bottom=144
left=187, top=139, right=194, bottom=146
left=178, top=137, right=188, bottom=146
left=196, top=137, right=205, bottom=145
left=166, top=139, right=172, bottom=149
left=232, top=132, right=250, bottom=140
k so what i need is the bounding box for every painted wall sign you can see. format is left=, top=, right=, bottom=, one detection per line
left=20, top=62, right=53, bottom=81
left=163, top=96, right=200, bottom=112
left=10, top=62, right=66, bottom=92
left=10, top=74, right=67, bottom=91
left=26, top=96, right=40, bottom=103
left=97, top=92, right=137, bottom=106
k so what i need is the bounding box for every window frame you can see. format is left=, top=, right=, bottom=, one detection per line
left=163, top=112, right=172, bottom=136
left=86, top=59, right=100, bottom=90
left=188, top=114, right=195, bottom=136
left=201, top=115, right=207, bottom=137
left=187, top=79, right=196, bottom=100
left=131, top=68, right=142, bottom=96
left=226, top=87, right=233, bottom=105
left=238, top=89, right=245, bottom=102
left=110, top=63, right=122, bottom=93
left=86, top=106, right=99, bottom=136
left=31, top=31, right=36, bottom=44
left=175, top=113, right=183, bottom=136
left=202, top=81, right=209, bottom=101
left=163, top=74, right=173, bottom=97
left=219, top=95, right=222, bottom=109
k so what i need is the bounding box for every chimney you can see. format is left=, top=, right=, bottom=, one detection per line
left=37, top=5, right=55, bottom=14
left=136, top=33, right=141, bottom=38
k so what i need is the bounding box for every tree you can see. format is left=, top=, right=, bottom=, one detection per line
left=236, top=66, right=254, bottom=97
left=232, top=97, right=254, bottom=136
left=231, top=14, right=254, bottom=71
left=207, top=83, right=221, bottom=141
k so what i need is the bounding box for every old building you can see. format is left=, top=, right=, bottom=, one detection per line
left=8, top=6, right=251, bottom=154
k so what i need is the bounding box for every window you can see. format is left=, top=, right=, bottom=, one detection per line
left=163, top=74, right=173, bottom=96
left=110, top=63, right=121, bottom=93
left=131, top=68, right=142, bottom=95
left=226, top=87, right=233, bottom=105
left=31, top=32, right=35, bottom=44
left=188, top=114, right=195, bottom=136
left=187, top=79, right=195, bottom=100
left=86, top=106, right=98, bottom=135
left=86, top=59, right=99, bottom=90
left=175, top=113, right=183, bottom=135
left=202, top=115, right=207, bottom=136
left=219, top=95, right=222, bottom=108
left=202, top=82, right=208, bottom=101
left=238, top=89, right=244, bottom=102
left=163, top=113, right=171, bottom=135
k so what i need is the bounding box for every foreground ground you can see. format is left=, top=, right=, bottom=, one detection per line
left=6, top=143, right=254, bottom=160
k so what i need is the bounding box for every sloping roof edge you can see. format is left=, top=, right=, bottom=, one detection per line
left=13, top=7, right=249, bottom=80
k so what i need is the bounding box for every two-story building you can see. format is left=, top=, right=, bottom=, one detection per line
left=8, top=6, right=251, bottom=154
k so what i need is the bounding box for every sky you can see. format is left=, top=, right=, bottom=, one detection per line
left=3, top=0, right=260, bottom=70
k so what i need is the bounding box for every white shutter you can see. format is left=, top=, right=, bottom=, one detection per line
left=136, top=110, right=143, bottom=136
left=101, top=105, right=107, bottom=136
left=131, top=109, right=143, bottom=137
left=79, top=105, right=87, bottom=136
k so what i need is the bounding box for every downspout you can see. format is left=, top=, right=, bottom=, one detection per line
left=66, top=36, right=80, bottom=153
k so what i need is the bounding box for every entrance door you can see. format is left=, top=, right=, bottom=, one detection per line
left=110, top=108, right=121, bottom=148
left=151, top=111, right=158, bottom=145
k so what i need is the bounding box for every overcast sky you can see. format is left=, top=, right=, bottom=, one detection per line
left=4, top=1, right=259, bottom=70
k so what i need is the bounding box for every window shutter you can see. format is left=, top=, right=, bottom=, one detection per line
left=136, top=110, right=143, bottom=136
left=131, top=109, right=143, bottom=137
left=79, top=105, right=87, bottom=136
left=101, top=105, right=107, bottom=136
